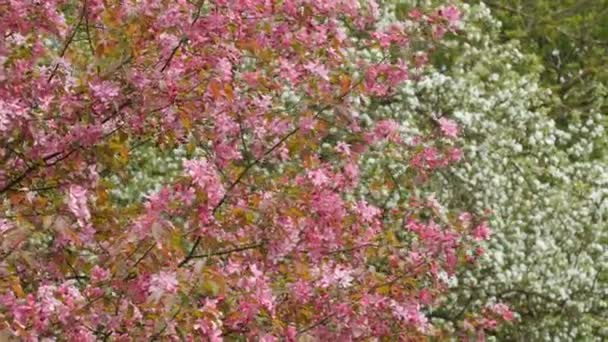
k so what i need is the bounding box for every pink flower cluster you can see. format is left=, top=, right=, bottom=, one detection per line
left=0, top=1, right=510, bottom=340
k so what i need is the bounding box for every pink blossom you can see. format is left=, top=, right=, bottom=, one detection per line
left=226, top=258, right=243, bottom=275
left=183, top=159, right=225, bottom=206
left=343, top=162, right=359, bottom=184
left=478, top=317, right=498, bottom=330
left=410, top=147, right=446, bottom=170
left=286, top=325, right=297, bottom=342
left=297, top=116, right=315, bottom=135
left=216, top=57, right=233, bottom=81
left=311, top=190, right=345, bottom=220
left=255, top=285, right=275, bottom=313
left=148, top=271, right=179, bottom=302
left=304, top=61, right=330, bottom=81
left=472, top=221, right=492, bottom=241
left=433, top=25, right=447, bottom=39
left=438, top=117, right=459, bottom=138
left=335, top=141, right=351, bottom=156
left=356, top=200, right=381, bottom=223
left=290, top=280, right=312, bottom=303
left=68, top=328, right=96, bottom=342
left=67, top=185, right=91, bottom=227
left=391, top=301, right=428, bottom=329
left=419, top=289, right=433, bottom=305
left=445, top=248, right=457, bottom=274
left=373, top=119, right=400, bottom=142
left=320, top=264, right=354, bottom=288
left=214, top=113, right=239, bottom=136
left=215, top=141, right=242, bottom=167
left=195, top=320, right=223, bottom=342
left=459, top=212, right=473, bottom=227
left=278, top=58, right=301, bottom=83
left=387, top=63, right=409, bottom=85
left=372, top=31, right=393, bottom=48
left=371, top=24, right=408, bottom=48
left=242, top=71, right=261, bottom=86
left=408, top=251, right=424, bottom=265
left=89, top=80, right=120, bottom=103
left=307, top=168, right=329, bottom=187
left=489, top=303, right=515, bottom=322
left=270, top=118, right=291, bottom=136
left=447, top=147, right=464, bottom=162
left=409, top=9, right=423, bottom=20
left=260, top=334, right=277, bottom=342
left=0, top=218, right=13, bottom=234
left=0, top=99, right=27, bottom=133
left=440, top=5, right=461, bottom=27
left=365, top=64, right=407, bottom=96
left=91, top=265, right=110, bottom=282
left=415, top=52, right=429, bottom=68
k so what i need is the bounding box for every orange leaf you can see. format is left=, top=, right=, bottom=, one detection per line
left=209, top=80, right=222, bottom=98
left=10, top=277, right=24, bottom=298
left=340, top=74, right=351, bottom=94
left=224, top=83, right=234, bottom=101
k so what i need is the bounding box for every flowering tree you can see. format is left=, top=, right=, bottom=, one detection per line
left=367, top=2, right=607, bottom=339
left=0, top=1, right=505, bottom=340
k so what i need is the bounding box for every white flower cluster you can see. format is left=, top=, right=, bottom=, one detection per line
left=108, top=144, right=194, bottom=203
left=366, top=1, right=608, bottom=340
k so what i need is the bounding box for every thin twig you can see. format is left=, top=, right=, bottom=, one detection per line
left=48, top=0, right=88, bottom=82
left=189, top=242, right=263, bottom=260
left=159, top=0, right=205, bottom=72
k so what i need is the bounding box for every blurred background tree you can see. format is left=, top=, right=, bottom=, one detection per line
left=480, top=0, right=608, bottom=131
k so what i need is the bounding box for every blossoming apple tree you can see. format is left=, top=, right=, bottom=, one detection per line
left=0, top=0, right=510, bottom=340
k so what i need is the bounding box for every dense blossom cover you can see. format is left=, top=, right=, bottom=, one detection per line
left=0, top=0, right=514, bottom=340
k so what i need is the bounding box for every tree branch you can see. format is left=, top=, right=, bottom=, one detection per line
left=48, top=0, right=88, bottom=83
